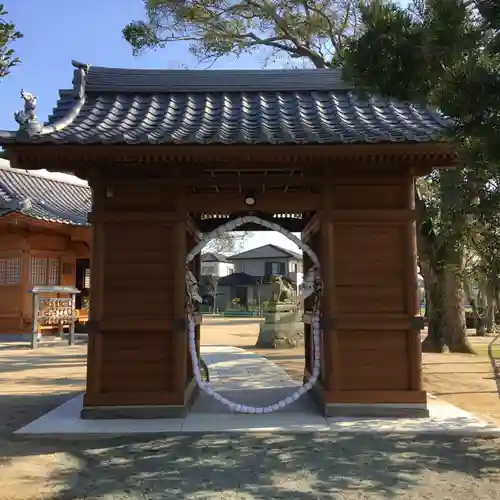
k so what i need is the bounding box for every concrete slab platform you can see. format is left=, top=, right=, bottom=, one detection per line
left=14, top=393, right=500, bottom=437
left=13, top=346, right=500, bottom=438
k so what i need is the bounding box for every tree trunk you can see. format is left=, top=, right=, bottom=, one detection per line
left=485, top=284, right=496, bottom=333
left=422, top=266, right=475, bottom=353
left=475, top=306, right=487, bottom=336
left=424, top=284, right=429, bottom=320
left=422, top=273, right=445, bottom=353
left=464, top=276, right=486, bottom=335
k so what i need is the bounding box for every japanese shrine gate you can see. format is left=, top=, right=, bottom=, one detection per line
left=0, top=62, right=456, bottom=418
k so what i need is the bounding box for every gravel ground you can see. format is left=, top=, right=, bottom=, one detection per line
left=1, top=326, right=500, bottom=499
left=1, top=432, right=500, bottom=499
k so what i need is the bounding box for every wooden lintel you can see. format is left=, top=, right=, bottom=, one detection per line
left=186, top=192, right=320, bottom=212
left=195, top=217, right=307, bottom=233
left=6, top=143, right=458, bottom=175
left=330, top=209, right=416, bottom=222
left=184, top=173, right=324, bottom=188
left=88, top=211, right=179, bottom=223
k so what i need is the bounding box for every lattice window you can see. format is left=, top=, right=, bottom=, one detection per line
left=48, top=259, right=60, bottom=285
left=30, top=257, right=60, bottom=286
left=0, top=257, right=21, bottom=285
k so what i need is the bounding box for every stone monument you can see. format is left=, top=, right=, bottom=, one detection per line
left=255, top=275, right=304, bottom=348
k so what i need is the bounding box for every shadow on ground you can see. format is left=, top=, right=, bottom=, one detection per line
left=1, top=421, right=500, bottom=499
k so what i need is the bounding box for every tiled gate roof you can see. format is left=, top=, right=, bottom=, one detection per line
left=0, top=62, right=450, bottom=146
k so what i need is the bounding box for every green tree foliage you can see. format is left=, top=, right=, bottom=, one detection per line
left=123, top=0, right=360, bottom=68
left=342, top=0, right=500, bottom=164
left=0, top=4, right=22, bottom=79
left=341, top=0, right=500, bottom=352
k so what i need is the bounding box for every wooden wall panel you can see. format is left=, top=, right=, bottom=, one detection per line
left=101, top=222, right=175, bottom=324
left=100, top=332, right=174, bottom=393
left=0, top=233, right=25, bottom=252
left=332, top=185, right=406, bottom=210
left=338, top=331, right=408, bottom=391
left=0, top=286, right=24, bottom=333
left=0, top=235, right=25, bottom=333
left=102, top=179, right=178, bottom=212
left=27, top=234, right=68, bottom=252
left=317, top=172, right=426, bottom=411
left=334, top=225, right=407, bottom=315
left=84, top=177, right=191, bottom=413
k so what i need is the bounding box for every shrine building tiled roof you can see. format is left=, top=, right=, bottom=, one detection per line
left=0, top=61, right=450, bottom=146
left=0, top=162, right=90, bottom=225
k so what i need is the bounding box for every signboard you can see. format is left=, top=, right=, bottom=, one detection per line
left=30, top=286, right=80, bottom=349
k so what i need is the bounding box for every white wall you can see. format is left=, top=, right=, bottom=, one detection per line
left=201, top=261, right=234, bottom=277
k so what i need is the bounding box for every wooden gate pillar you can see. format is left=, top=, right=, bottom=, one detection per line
left=82, top=177, right=196, bottom=419
left=316, top=171, right=428, bottom=418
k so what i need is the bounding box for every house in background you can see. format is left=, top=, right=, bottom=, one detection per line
left=214, top=244, right=303, bottom=311
left=200, top=253, right=234, bottom=277
left=0, top=162, right=91, bottom=336
left=230, top=244, right=302, bottom=283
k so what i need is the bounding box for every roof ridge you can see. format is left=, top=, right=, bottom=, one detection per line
left=267, top=243, right=302, bottom=257
left=84, top=65, right=352, bottom=94
left=230, top=243, right=301, bottom=258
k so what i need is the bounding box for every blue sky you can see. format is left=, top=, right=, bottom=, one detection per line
left=0, top=1, right=345, bottom=253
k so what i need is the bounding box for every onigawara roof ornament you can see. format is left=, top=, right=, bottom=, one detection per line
left=0, top=61, right=89, bottom=142
left=14, top=89, right=42, bottom=135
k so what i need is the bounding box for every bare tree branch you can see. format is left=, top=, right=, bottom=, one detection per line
left=124, top=0, right=361, bottom=68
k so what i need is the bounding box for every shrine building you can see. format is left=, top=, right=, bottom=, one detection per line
left=0, top=62, right=456, bottom=419
left=0, top=160, right=91, bottom=336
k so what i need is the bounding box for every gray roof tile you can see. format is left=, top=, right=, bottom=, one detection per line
left=0, top=165, right=90, bottom=225
left=0, top=63, right=451, bottom=146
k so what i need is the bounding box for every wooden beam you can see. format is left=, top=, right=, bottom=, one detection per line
left=9, top=142, right=456, bottom=162
left=194, top=217, right=307, bottom=233
left=330, top=209, right=416, bottom=222
left=184, top=173, right=323, bottom=189
left=88, top=211, right=179, bottom=223
left=186, top=192, right=320, bottom=212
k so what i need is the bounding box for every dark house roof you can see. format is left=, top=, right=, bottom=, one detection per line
left=218, top=273, right=260, bottom=287
left=201, top=253, right=230, bottom=263
left=230, top=244, right=301, bottom=261
left=0, top=164, right=90, bottom=225
left=0, top=61, right=450, bottom=146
